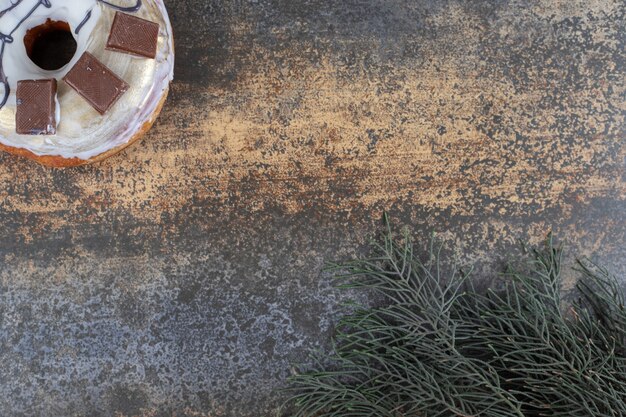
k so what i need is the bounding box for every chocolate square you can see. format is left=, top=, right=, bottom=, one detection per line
left=106, top=12, right=160, bottom=59
left=63, top=52, right=129, bottom=115
left=16, top=79, right=57, bottom=135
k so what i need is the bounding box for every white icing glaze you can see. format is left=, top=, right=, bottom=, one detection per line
left=0, top=0, right=174, bottom=160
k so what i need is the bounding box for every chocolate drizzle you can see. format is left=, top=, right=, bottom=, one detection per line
left=0, top=0, right=143, bottom=111
left=74, top=9, right=92, bottom=35
left=0, top=0, right=25, bottom=19
left=96, top=0, right=141, bottom=13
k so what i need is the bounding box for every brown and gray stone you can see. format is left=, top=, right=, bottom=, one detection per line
left=0, top=0, right=624, bottom=416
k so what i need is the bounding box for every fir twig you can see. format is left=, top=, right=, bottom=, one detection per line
left=285, top=226, right=626, bottom=417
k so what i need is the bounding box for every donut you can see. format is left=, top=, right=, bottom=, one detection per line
left=0, top=0, right=174, bottom=167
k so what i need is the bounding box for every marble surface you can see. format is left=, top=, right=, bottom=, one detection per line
left=0, top=0, right=624, bottom=416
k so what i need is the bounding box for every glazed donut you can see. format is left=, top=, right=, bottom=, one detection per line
left=0, top=0, right=174, bottom=167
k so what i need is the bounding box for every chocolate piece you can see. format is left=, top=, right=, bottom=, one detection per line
left=63, top=52, right=129, bottom=115
left=106, top=12, right=159, bottom=59
left=16, top=79, right=57, bottom=135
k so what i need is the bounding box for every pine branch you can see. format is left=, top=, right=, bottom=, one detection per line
left=285, top=226, right=626, bottom=417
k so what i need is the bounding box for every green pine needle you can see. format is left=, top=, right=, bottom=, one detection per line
left=285, top=224, right=626, bottom=417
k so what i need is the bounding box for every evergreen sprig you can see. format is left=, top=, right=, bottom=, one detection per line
left=286, top=224, right=626, bottom=417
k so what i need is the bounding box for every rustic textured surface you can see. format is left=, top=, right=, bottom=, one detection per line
left=0, top=0, right=625, bottom=416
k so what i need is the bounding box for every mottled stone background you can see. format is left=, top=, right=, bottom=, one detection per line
left=0, top=0, right=625, bottom=416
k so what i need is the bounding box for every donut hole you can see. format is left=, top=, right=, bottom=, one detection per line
left=24, top=20, right=77, bottom=71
